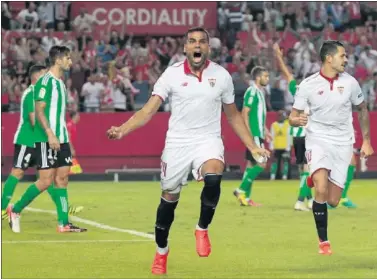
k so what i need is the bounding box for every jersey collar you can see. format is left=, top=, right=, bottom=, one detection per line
left=320, top=69, right=339, bottom=90
left=183, top=59, right=210, bottom=82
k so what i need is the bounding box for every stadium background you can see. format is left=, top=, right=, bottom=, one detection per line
left=2, top=1, right=377, bottom=180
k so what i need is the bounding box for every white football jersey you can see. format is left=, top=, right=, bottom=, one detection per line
left=293, top=71, right=364, bottom=145
left=152, top=59, right=235, bottom=146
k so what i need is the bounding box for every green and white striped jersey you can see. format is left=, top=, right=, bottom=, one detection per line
left=243, top=83, right=266, bottom=139
left=33, top=72, right=69, bottom=143
left=289, top=79, right=306, bottom=138
left=13, top=85, right=35, bottom=147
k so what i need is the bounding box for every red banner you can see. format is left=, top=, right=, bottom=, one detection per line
left=2, top=112, right=377, bottom=158
left=71, top=1, right=217, bottom=35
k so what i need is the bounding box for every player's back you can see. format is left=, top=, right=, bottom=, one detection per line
left=152, top=60, right=235, bottom=146
left=14, top=85, right=35, bottom=147
left=295, top=72, right=363, bottom=145
left=33, top=72, right=70, bottom=144
left=243, top=83, right=266, bottom=139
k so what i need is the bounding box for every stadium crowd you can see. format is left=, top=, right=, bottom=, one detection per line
left=2, top=1, right=377, bottom=114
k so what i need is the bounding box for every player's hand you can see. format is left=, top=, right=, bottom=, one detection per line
left=107, top=126, right=123, bottom=140
left=298, top=113, right=308, bottom=126
left=250, top=147, right=270, bottom=163
left=360, top=140, right=374, bottom=158
left=47, top=132, right=60, bottom=151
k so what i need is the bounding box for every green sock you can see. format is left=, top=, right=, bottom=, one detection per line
left=1, top=175, right=19, bottom=210
left=302, top=172, right=312, bottom=200
left=245, top=165, right=264, bottom=199
left=282, top=161, right=289, bottom=177
left=55, top=188, right=69, bottom=226
left=13, top=184, right=41, bottom=213
left=297, top=173, right=307, bottom=202
left=46, top=184, right=59, bottom=206
left=270, top=163, right=277, bottom=177
left=239, top=168, right=253, bottom=193
left=342, top=165, right=355, bottom=199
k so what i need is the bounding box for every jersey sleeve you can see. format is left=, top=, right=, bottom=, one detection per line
left=243, top=88, right=254, bottom=108
left=288, top=79, right=297, bottom=96
left=350, top=78, right=364, bottom=106
left=221, top=72, right=235, bottom=104
left=292, top=81, right=309, bottom=110
left=151, top=68, right=171, bottom=101
left=34, top=76, right=50, bottom=102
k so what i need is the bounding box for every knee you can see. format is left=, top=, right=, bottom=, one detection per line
left=11, top=168, right=24, bottom=180
left=201, top=174, right=222, bottom=207
left=258, top=162, right=267, bottom=169
left=55, top=174, right=68, bottom=187
left=327, top=198, right=340, bottom=208
left=161, top=191, right=180, bottom=202
left=38, top=176, right=54, bottom=189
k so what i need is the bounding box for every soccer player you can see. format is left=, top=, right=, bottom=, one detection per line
left=7, top=46, right=86, bottom=233
left=1, top=65, right=82, bottom=220
left=289, top=40, right=374, bottom=254
left=233, top=66, right=270, bottom=207
left=273, top=43, right=313, bottom=211
left=107, top=27, right=270, bottom=274
left=269, top=110, right=291, bottom=181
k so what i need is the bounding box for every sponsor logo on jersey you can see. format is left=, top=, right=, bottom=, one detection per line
left=337, top=86, right=344, bottom=94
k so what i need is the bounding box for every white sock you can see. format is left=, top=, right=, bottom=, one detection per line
left=157, top=246, right=169, bottom=255
left=196, top=224, right=208, bottom=231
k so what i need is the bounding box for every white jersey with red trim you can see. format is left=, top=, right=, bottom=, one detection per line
left=152, top=59, right=235, bottom=146
left=293, top=71, right=364, bottom=145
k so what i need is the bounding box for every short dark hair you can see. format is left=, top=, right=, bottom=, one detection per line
left=69, top=111, right=78, bottom=119
left=319, top=40, right=345, bottom=62
left=251, top=66, right=268, bottom=80
left=28, top=64, right=47, bottom=79
left=184, top=27, right=210, bottom=42
left=49, top=45, right=71, bottom=65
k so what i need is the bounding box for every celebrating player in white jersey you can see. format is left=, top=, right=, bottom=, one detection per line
left=107, top=27, right=270, bottom=275
left=289, top=40, right=374, bottom=255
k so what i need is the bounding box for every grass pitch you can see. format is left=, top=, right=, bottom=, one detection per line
left=2, top=179, right=377, bottom=278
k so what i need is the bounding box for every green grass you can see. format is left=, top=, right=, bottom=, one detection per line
left=2, top=180, right=377, bottom=278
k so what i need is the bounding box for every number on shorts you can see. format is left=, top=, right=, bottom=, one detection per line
left=24, top=153, right=32, bottom=163
left=305, top=150, right=312, bottom=163
left=161, top=161, right=167, bottom=178
left=48, top=149, right=58, bottom=161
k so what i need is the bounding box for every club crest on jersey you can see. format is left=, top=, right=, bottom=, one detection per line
left=337, top=86, right=344, bottom=94
left=208, top=78, right=216, bottom=87
left=39, top=88, right=46, bottom=98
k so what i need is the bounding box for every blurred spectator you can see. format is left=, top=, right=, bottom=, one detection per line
left=55, top=2, right=70, bottom=31
left=72, top=8, right=96, bottom=33
left=41, top=28, right=61, bottom=52
left=132, top=71, right=150, bottom=110
left=97, top=35, right=117, bottom=63
left=81, top=74, right=104, bottom=112
left=2, top=2, right=12, bottom=30
left=37, top=2, right=55, bottom=30
left=16, top=2, right=39, bottom=30
left=66, top=78, right=79, bottom=112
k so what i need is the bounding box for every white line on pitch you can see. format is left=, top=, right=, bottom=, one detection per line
left=25, top=207, right=155, bottom=239
left=2, top=239, right=152, bottom=244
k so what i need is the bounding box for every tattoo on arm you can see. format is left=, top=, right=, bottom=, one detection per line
left=357, top=102, right=370, bottom=141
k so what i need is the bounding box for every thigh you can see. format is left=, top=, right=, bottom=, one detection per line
left=193, top=138, right=225, bottom=181
left=294, top=137, right=307, bottom=165
left=57, top=143, right=73, bottom=168
left=35, top=142, right=58, bottom=170
left=305, top=141, right=332, bottom=176
left=12, top=144, right=35, bottom=170
left=160, top=147, right=192, bottom=194
left=328, top=145, right=353, bottom=188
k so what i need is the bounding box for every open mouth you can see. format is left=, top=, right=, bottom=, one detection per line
left=193, top=52, right=202, bottom=62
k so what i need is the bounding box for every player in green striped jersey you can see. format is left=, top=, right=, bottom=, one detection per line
left=274, top=43, right=313, bottom=211
left=2, top=65, right=83, bottom=220
left=233, top=66, right=270, bottom=206
left=7, top=46, right=86, bottom=233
